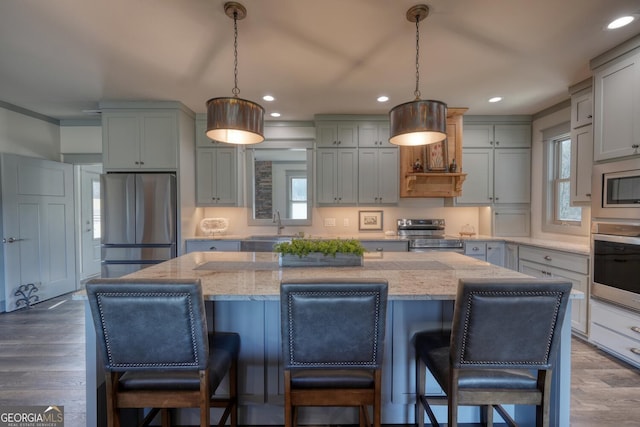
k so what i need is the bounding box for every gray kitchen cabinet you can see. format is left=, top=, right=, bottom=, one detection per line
left=195, top=147, right=239, bottom=206
left=590, top=299, right=640, bottom=368
left=571, top=86, right=593, bottom=129
left=464, top=241, right=486, bottom=260
left=463, top=240, right=504, bottom=266
left=358, top=148, right=398, bottom=204
left=316, top=148, right=358, bottom=205
left=463, top=123, right=531, bottom=148
left=360, top=240, right=408, bottom=252
left=357, top=121, right=393, bottom=148
left=518, top=245, right=589, bottom=336
left=185, top=239, right=241, bottom=253
left=592, top=49, right=640, bottom=161
left=102, top=110, right=179, bottom=170
left=315, top=121, right=358, bottom=148
left=458, top=121, right=531, bottom=205
left=505, top=243, right=519, bottom=271
left=569, top=83, right=593, bottom=206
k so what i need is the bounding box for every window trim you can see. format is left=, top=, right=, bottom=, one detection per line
left=541, top=124, right=589, bottom=236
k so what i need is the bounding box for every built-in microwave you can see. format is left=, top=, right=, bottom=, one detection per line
left=592, top=157, right=640, bottom=220
left=592, top=222, right=640, bottom=313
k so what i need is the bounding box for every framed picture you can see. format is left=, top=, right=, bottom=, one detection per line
left=427, top=140, right=448, bottom=171
left=359, top=210, right=383, bottom=231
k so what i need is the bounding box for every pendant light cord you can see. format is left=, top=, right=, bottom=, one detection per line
left=232, top=10, right=240, bottom=97
left=414, top=16, right=421, bottom=100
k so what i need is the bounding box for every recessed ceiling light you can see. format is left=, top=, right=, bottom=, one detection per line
left=377, top=96, right=389, bottom=103
left=488, top=97, right=502, bottom=103
left=607, top=16, right=635, bottom=30
left=270, top=112, right=281, bottom=118
left=263, top=95, right=275, bottom=102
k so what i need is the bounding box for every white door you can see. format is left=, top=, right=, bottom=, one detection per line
left=79, top=164, right=102, bottom=279
left=1, top=154, right=76, bottom=311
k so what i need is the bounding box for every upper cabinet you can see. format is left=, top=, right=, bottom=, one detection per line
left=316, top=148, right=358, bottom=205
left=316, top=121, right=358, bottom=148
left=569, top=80, right=594, bottom=205
left=592, top=46, right=640, bottom=161
left=315, top=116, right=398, bottom=206
left=103, top=111, right=178, bottom=170
left=194, top=117, right=241, bottom=207
left=399, top=108, right=468, bottom=198
left=358, top=122, right=393, bottom=148
left=101, top=101, right=194, bottom=172
left=456, top=119, right=531, bottom=205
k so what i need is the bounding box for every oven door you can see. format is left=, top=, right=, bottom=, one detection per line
left=592, top=233, right=640, bottom=312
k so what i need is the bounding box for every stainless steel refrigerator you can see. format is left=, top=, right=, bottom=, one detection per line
left=101, top=173, right=177, bottom=278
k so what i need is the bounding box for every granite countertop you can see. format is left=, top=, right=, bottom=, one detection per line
left=187, top=234, right=590, bottom=255
left=99, top=251, right=582, bottom=301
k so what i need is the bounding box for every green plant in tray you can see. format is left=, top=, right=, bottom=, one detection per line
left=273, top=238, right=366, bottom=258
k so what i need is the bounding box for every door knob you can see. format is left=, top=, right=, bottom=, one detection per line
left=3, top=237, right=23, bottom=243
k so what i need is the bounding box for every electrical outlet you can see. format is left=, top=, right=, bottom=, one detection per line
left=343, top=218, right=349, bottom=227
left=324, top=218, right=336, bottom=227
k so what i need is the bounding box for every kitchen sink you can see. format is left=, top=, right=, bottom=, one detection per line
left=240, top=235, right=294, bottom=252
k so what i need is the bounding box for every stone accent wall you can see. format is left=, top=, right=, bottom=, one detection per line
left=254, top=160, right=273, bottom=219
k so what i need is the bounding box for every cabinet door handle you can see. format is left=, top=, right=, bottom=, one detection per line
left=209, top=246, right=217, bottom=251
left=472, top=247, right=479, bottom=251
left=495, top=141, right=500, bottom=146
left=587, top=114, right=593, bottom=119
left=633, top=144, right=639, bottom=149
left=337, top=140, right=342, bottom=145
left=544, top=255, right=552, bottom=261
left=631, top=348, right=640, bottom=355
left=630, top=326, right=640, bottom=334
left=375, top=247, right=384, bottom=252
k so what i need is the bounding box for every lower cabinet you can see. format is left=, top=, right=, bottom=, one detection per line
left=518, top=245, right=589, bottom=336
left=463, top=241, right=505, bottom=266
left=590, top=299, right=640, bottom=368
left=360, top=240, right=408, bottom=252
left=185, top=239, right=241, bottom=253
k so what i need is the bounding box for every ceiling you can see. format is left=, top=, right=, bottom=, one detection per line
left=1, top=0, right=639, bottom=123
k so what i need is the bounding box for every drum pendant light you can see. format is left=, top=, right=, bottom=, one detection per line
left=206, top=2, right=264, bottom=145
left=389, top=5, right=447, bottom=146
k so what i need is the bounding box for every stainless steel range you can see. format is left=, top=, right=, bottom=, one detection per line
left=397, top=219, right=464, bottom=252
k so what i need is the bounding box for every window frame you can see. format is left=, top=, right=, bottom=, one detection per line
left=541, top=126, right=589, bottom=236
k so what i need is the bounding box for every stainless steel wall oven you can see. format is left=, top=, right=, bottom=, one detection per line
left=592, top=222, right=640, bottom=312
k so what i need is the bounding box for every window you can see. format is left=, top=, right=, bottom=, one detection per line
left=287, top=172, right=307, bottom=219
left=542, top=123, right=588, bottom=235
left=551, top=136, right=582, bottom=224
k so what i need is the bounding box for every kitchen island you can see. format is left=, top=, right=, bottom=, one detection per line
left=80, top=251, right=578, bottom=426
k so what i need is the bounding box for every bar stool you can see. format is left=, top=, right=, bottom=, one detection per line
left=280, top=279, right=389, bottom=427
left=86, top=278, right=239, bottom=427
left=414, top=278, right=571, bottom=427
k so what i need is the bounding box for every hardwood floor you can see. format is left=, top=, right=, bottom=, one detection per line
left=0, top=295, right=639, bottom=427
left=0, top=295, right=86, bottom=426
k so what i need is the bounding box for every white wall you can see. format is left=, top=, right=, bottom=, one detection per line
left=60, top=125, right=102, bottom=153
left=0, top=106, right=60, bottom=160
left=530, top=106, right=590, bottom=245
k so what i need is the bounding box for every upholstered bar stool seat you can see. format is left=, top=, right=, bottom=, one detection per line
left=280, top=279, right=389, bottom=427
left=86, top=278, right=239, bottom=427
left=414, top=278, right=572, bottom=427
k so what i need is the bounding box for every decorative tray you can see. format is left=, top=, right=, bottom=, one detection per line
left=199, top=218, right=229, bottom=236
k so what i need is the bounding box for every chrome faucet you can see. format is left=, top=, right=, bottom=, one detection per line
left=273, top=210, right=284, bottom=235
